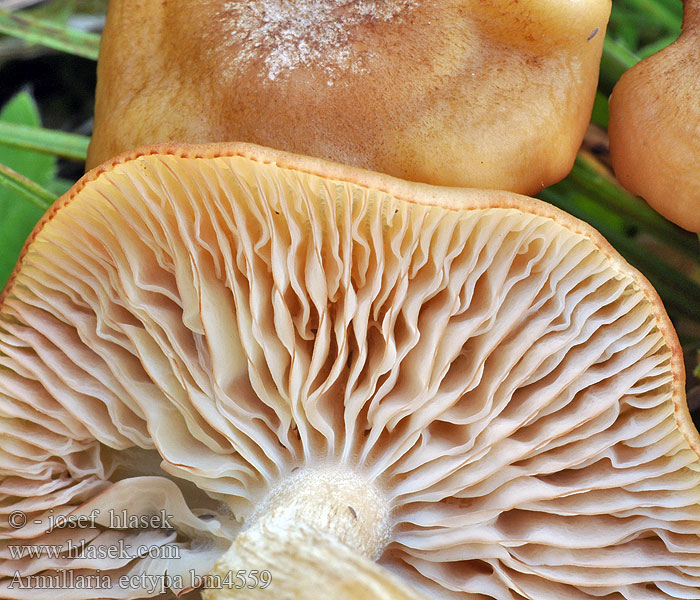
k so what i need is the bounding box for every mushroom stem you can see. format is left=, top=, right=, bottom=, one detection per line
left=203, top=469, right=419, bottom=599
left=204, top=518, right=426, bottom=600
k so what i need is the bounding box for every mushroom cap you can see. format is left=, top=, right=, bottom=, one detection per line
left=1, top=142, right=699, bottom=599
left=608, top=0, right=700, bottom=232
left=87, top=0, right=611, bottom=195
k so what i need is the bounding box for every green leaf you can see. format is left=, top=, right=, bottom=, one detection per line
left=0, top=121, right=89, bottom=161
left=0, top=91, right=56, bottom=184
left=0, top=8, right=100, bottom=60
left=0, top=93, right=56, bottom=290
left=0, top=177, right=46, bottom=291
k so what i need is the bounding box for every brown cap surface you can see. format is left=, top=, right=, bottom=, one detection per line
left=87, top=0, right=611, bottom=195
left=1, top=143, right=699, bottom=599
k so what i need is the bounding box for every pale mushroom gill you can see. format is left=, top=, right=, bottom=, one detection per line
left=0, top=147, right=698, bottom=599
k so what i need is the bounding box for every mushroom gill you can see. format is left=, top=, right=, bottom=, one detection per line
left=0, top=144, right=698, bottom=599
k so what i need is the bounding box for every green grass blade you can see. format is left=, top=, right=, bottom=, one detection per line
left=0, top=121, right=89, bottom=161
left=591, top=92, right=610, bottom=128
left=0, top=9, right=100, bottom=60
left=0, top=163, right=54, bottom=211
left=599, top=38, right=640, bottom=92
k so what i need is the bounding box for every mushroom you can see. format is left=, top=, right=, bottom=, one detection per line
left=608, top=0, right=700, bottom=232
left=87, top=0, right=611, bottom=195
left=1, top=143, right=699, bottom=599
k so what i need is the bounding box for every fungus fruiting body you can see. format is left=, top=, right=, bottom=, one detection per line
left=608, top=0, right=700, bottom=232
left=87, top=0, right=611, bottom=194
left=1, top=144, right=699, bottom=599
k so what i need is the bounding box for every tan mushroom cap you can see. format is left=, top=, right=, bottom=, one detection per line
left=1, top=143, right=699, bottom=599
left=87, top=0, right=611, bottom=195
left=608, top=0, right=700, bottom=232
